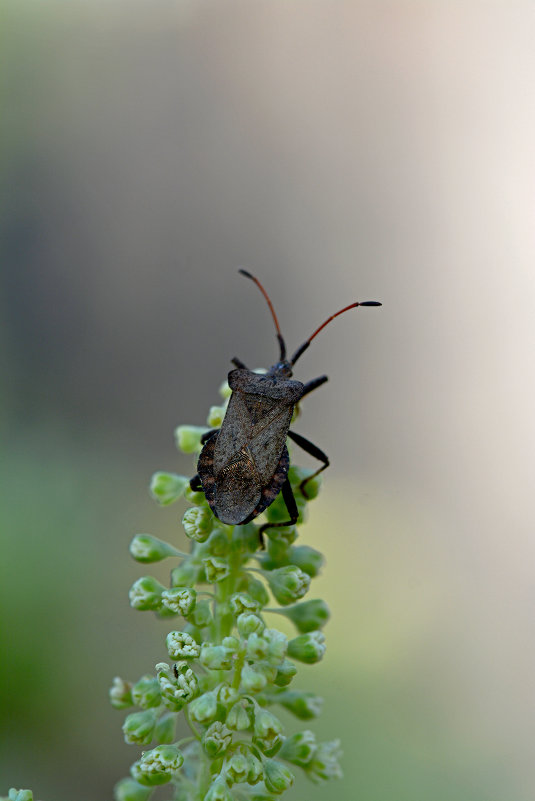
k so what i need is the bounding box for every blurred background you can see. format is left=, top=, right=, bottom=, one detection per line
left=2, top=1, right=535, bottom=799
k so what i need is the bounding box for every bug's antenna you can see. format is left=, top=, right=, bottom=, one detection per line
left=238, top=269, right=287, bottom=360
left=290, top=300, right=382, bottom=365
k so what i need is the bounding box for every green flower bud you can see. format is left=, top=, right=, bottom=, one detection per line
left=113, top=777, right=152, bottom=801
left=263, top=758, right=294, bottom=794
left=230, top=592, right=260, bottom=616
left=131, top=745, right=184, bottom=786
left=129, top=534, right=177, bottom=563
left=273, top=660, right=297, bottom=687
left=200, top=643, right=234, bottom=671
left=288, top=545, right=324, bottom=577
left=246, top=632, right=268, bottom=660
left=166, top=630, right=201, bottom=660
left=122, top=709, right=157, bottom=745
left=191, top=598, right=212, bottom=628
left=254, top=707, right=283, bottom=740
left=219, top=380, right=232, bottom=400
left=7, top=792, right=32, bottom=801
left=207, top=405, right=226, bottom=427
left=109, top=676, right=133, bottom=709
left=242, top=576, right=270, bottom=607
left=188, top=690, right=219, bottom=724
left=262, top=540, right=292, bottom=569
left=256, top=661, right=278, bottom=684
left=196, top=528, right=230, bottom=558
left=129, top=576, right=166, bottom=611
left=225, top=746, right=255, bottom=785
left=255, top=736, right=283, bottom=758
left=237, top=612, right=264, bottom=637
left=161, top=587, right=197, bottom=617
left=264, top=629, right=288, bottom=664
left=131, top=675, right=161, bottom=709
left=130, top=760, right=167, bottom=787
left=157, top=662, right=198, bottom=711
left=281, top=598, right=330, bottom=633
left=203, top=777, right=233, bottom=801
left=203, top=556, right=230, bottom=583
left=226, top=700, right=251, bottom=731
left=202, top=720, right=233, bottom=757
left=218, top=683, right=239, bottom=706
left=149, top=472, right=189, bottom=505
left=306, top=739, right=343, bottom=783
left=288, top=631, right=326, bottom=664
left=253, top=708, right=283, bottom=754
left=266, top=525, right=297, bottom=548
left=154, top=711, right=176, bottom=744
left=230, top=523, right=260, bottom=555
left=240, top=664, right=267, bottom=693
left=170, top=560, right=200, bottom=588
left=175, top=425, right=209, bottom=454
left=265, top=566, right=310, bottom=606
left=277, top=689, right=323, bottom=720
left=279, top=730, right=317, bottom=767
left=246, top=753, right=263, bottom=785
left=184, top=484, right=208, bottom=506
left=182, top=507, right=213, bottom=542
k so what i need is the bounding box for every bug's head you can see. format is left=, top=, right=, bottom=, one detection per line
left=269, top=359, right=293, bottom=378
left=238, top=269, right=381, bottom=373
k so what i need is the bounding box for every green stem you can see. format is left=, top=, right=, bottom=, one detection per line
left=184, top=706, right=202, bottom=741
left=231, top=647, right=246, bottom=691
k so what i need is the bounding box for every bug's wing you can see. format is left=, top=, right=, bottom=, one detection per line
left=211, top=391, right=293, bottom=525
left=211, top=447, right=262, bottom=524
left=245, top=398, right=293, bottom=484
left=210, top=392, right=261, bottom=524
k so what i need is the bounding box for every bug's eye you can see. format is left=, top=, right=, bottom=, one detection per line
left=275, top=362, right=292, bottom=377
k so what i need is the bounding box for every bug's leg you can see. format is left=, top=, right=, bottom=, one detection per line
left=258, top=478, right=299, bottom=548
left=301, top=375, right=328, bottom=398
left=231, top=357, right=248, bottom=369
left=200, top=428, right=219, bottom=444
left=287, top=429, right=329, bottom=499
left=189, top=474, right=203, bottom=492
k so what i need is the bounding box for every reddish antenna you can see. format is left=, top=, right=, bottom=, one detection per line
left=239, top=269, right=287, bottom=360
left=290, top=300, right=382, bottom=365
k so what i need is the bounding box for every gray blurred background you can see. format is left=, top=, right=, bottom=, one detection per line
left=2, top=2, right=535, bottom=799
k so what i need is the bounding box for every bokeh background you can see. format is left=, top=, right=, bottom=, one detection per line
left=2, top=2, right=535, bottom=799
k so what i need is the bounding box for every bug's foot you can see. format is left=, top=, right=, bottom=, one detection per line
left=299, top=479, right=311, bottom=500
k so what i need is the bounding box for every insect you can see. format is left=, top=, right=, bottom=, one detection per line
left=189, top=270, right=381, bottom=542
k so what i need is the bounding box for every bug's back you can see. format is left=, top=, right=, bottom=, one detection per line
left=207, top=369, right=304, bottom=524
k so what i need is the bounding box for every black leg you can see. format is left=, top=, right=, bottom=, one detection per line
left=231, top=357, right=248, bottom=369
left=258, top=478, right=299, bottom=547
left=201, top=428, right=219, bottom=444
left=301, top=375, right=328, bottom=398
left=189, top=474, right=203, bottom=492
left=287, top=429, right=330, bottom=498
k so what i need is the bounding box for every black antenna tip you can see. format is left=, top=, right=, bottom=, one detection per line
left=360, top=301, right=382, bottom=306
left=238, top=268, right=253, bottom=279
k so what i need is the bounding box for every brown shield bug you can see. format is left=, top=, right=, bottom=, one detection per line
left=189, top=270, right=381, bottom=542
